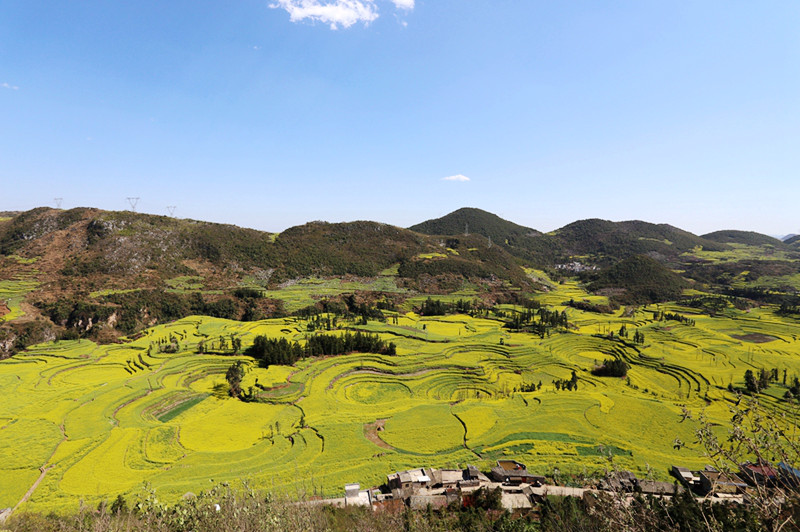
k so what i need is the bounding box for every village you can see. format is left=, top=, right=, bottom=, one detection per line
left=319, top=459, right=800, bottom=512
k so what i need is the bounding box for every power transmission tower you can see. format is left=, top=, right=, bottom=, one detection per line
left=126, top=197, right=140, bottom=212
left=167, top=206, right=177, bottom=217
left=54, top=197, right=63, bottom=209
left=464, top=223, right=469, bottom=236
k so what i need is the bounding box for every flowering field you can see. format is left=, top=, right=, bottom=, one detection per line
left=2, top=282, right=800, bottom=513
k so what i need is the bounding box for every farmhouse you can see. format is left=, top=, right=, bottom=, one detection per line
left=778, top=462, right=800, bottom=488
left=344, top=483, right=372, bottom=507
left=490, top=460, right=545, bottom=485
left=699, top=470, right=748, bottom=495
left=671, top=465, right=700, bottom=488
left=599, top=470, right=638, bottom=492
left=739, top=461, right=778, bottom=487
left=387, top=468, right=430, bottom=491
left=638, top=480, right=683, bottom=496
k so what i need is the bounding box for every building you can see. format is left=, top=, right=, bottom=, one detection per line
left=387, top=469, right=431, bottom=491
left=699, top=471, right=748, bottom=495
left=490, top=460, right=545, bottom=485
left=344, top=483, right=372, bottom=507
left=671, top=466, right=701, bottom=488
left=638, top=480, right=683, bottom=496
left=600, top=471, right=638, bottom=492
left=408, top=494, right=448, bottom=510
left=778, top=462, right=800, bottom=488
left=739, top=461, right=778, bottom=487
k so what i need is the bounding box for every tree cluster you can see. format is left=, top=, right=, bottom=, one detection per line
left=592, top=358, right=629, bottom=377
left=247, top=331, right=396, bottom=368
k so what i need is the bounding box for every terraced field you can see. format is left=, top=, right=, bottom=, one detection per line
left=2, top=283, right=800, bottom=514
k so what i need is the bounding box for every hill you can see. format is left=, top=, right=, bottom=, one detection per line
left=409, top=207, right=541, bottom=241
left=0, top=208, right=535, bottom=351
left=702, top=230, right=786, bottom=247
left=586, top=254, right=688, bottom=304
left=410, top=210, right=730, bottom=267
left=549, top=219, right=728, bottom=266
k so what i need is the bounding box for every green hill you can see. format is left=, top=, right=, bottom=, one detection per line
left=549, top=219, right=728, bottom=265
left=587, top=255, right=688, bottom=304
left=410, top=210, right=730, bottom=267
left=409, top=207, right=541, bottom=241
left=702, top=230, right=786, bottom=247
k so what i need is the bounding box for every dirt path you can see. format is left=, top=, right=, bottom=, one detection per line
left=363, top=419, right=395, bottom=450
left=5, top=423, right=67, bottom=521
left=10, top=465, right=51, bottom=516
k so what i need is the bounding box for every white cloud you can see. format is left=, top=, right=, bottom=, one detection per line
left=2, top=82, right=19, bottom=90
left=392, top=0, right=414, bottom=9
left=442, top=174, right=471, bottom=182
left=270, top=0, right=413, bottom=29
left=270, top=0, right=379, bottom=29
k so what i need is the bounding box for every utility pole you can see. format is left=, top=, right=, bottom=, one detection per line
left=126, top=197, right=140, bottom=212
left=167, top=206, right=177, bottom=217
left=54, top=198, right=63, bottom=209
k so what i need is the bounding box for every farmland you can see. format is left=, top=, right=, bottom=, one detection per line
left=2, top=279, right=800, bottom=514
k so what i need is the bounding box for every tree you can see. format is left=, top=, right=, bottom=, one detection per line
left=744, top=369, right=759, bottom=394
left=226, top=361, right=246, bottom=398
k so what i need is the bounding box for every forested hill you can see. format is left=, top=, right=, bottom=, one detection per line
left=702, top=230, right=787, bottom=248
left=547, top=219, right=729, bottom=265
left=410, top=210, right=730, bottom=266
left=409, top=207, right=541, bottom=241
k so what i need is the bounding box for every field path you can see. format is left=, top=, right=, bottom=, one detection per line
left=10, top=465, right=51, bottom=516
left=363, top=419, right=395, bottom=450
left=6, top=423, right=68, bottom=520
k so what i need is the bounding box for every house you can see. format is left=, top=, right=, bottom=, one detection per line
left=699, top=471, right=748, bottom=495
left=408, top=494, right=448, bottom=510
left=638, top=480, right=683, bottom=496
left=739, top=461, right=778, bottom=487
left=671, top=466, right=700, bottom=488
left=344, top=483, right=372, bottom=507
left=387, top=469, right=431, bottom=491
left=440, top=469, right=466, bottom=488
left=490, top=460, right=545, bottom=485
left=778, top=462, right=800, bottom=488
left=600, top=471, right=638, bottom=492
left=466, top=465, right=489, bottom=481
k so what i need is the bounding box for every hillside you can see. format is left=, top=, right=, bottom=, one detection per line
left=548, top=219, right=728, bottom=265
left=410, top=210, right=731, bottom=267
left=702, top=230, right=786, bottom=247
left=586, top=254, right=689, bottom=304
left=409, top=207, right=541, bottom=241
left=0, top=208, right=535, bottom=350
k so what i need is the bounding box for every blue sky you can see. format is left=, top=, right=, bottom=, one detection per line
left=2, top=1, right=799, bottom=235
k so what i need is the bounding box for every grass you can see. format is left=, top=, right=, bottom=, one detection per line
left=2, top=280, right=800, bottom=515
left=0, top=278, right=39, bottom=322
